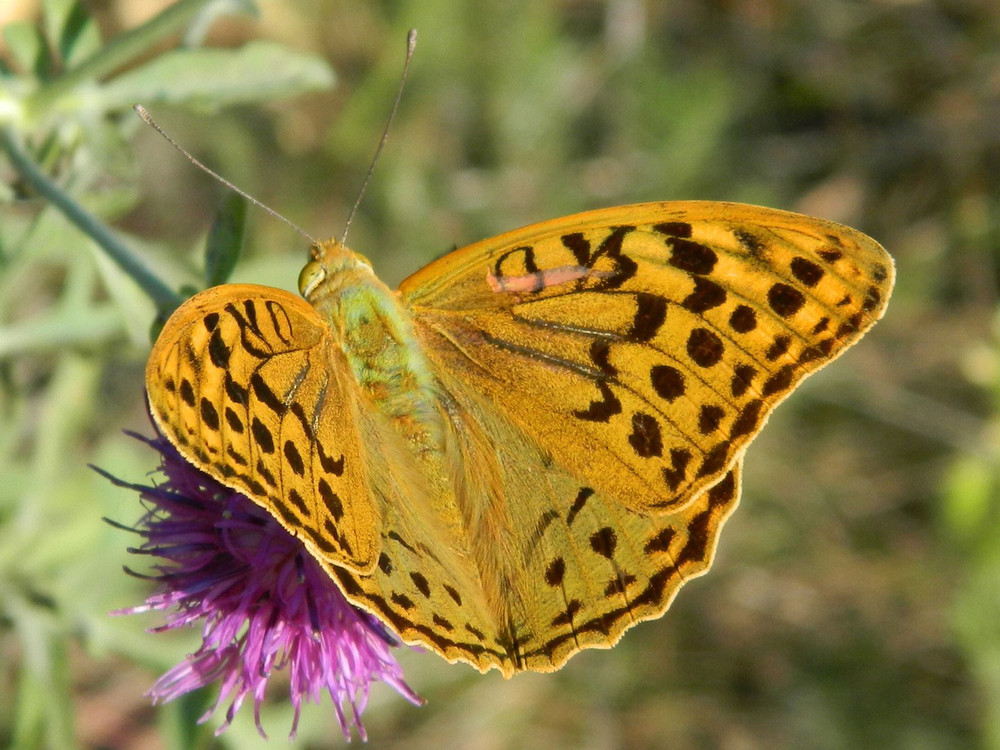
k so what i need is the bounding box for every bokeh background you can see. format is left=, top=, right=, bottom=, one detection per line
left=2, top=0, right=998, bottom=747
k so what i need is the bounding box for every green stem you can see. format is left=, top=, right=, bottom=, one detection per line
left=0, top=127, right=181, bottom=311
left=30, top=0, right=221, bottom=113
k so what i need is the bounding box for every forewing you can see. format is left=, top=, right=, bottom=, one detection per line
left=146, top=284, right=379, bottom=572
left=401, top=201, right=893, bottom=515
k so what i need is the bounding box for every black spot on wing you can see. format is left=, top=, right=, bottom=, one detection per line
left=588, top=340, right=617, bottom=377
left=318, top=478, right=344, bottom=520
left=444, top=584, right=462, bottom=606
left=734, top=229, right=765, bottom=257
left=284, top=440, right=305, bottom=476
left=661, top=448, right=692, bottom=493
left=766, top=335, right=791, bottom=361
left=645, top=528, right=675, bottom=554
left=264, top=299, right=294, bottom=345
left=208, top=328, right=231, bottom=368
left=731, top=398, right=763, bottom=438
left=762, top=364, right=796, bottom=396
left=288, top=488, right=309, bottom=516
left=696, top=441, right=729, bottom=478
left=629, top=293, right=667, bottom=342
left=410, top=571, right=431, bottom=598
left=251, top=372, right=287, bottom=416
left=651, top=365, right=685, bottom=402
left=590, top=527, right=617, bottom=559
left=791, top=257, right=824, bottom=287
left=573, top=381, right=622, bottom=422
left=250, top=417, right=275, bottom=453
left=378, top=553, right=393, bottom=574
left=528, top=509, right=560, bottom=552
left=652, top=221, right=692, bottom=238
left=590, top=226, right=637, bottom=290
left=388, top=531, right=416, bottom=555
left=551, top=599, right=583, bottom=627
left=698, top=404, right=725, bottom=434
left=493, top=246, right=538, bottom=277
left=681, top=277, right=727, bottom=314
left=731, top=364, right=756, bottom=397
left=666, top=238, right=717, bottom=275
left=546, top=557, right=566, bottom=587
left=566, top=488, right=593, bottom=525
left=224, top=407, right=244, bottom=432
left=225, top=373, right=248, bottom=406
left=768, top=283, right=806, bottom=318
left=687, top=328, right=724, bottom=368
left=317, top=442, right=345, bottom=476
left=561, top=233, right=591, bottom=265
left=224, top=302, right=271, bottom=359
left=200, top=398, right=219, bottom=431
left=179, top=379, right=196, bottom=407
left=628, top=413, right=663, bottom=458
left=729, top=305, right=757, bottom=333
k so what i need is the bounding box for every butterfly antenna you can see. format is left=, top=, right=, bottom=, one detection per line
left=341, top=28, right=418, bottom=245
left=133, top=105, right=317, bottom=245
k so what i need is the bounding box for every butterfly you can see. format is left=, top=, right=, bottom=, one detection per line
left=145, top=200, right=893, bottom=676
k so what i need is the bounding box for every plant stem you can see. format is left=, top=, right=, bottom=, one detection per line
left=0, top=127, right=182, bottom=311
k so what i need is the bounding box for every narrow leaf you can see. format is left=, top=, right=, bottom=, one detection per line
left=58, top=1, right=102, bottom=68
left=98, top=41, right=336, bottom=112
left=3, top=22, right=51, bottom=78
left=204, top=193, right=247, bottom=286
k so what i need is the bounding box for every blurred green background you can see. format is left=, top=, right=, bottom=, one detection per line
left=1, top=0, right=997, bottom=747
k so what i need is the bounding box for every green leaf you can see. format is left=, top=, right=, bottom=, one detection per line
left=184, top=0, right=261, bottom=46
left=41, top=0, right=100, bottom=70
left=57, top=1, right=103, bottom=69
left=2, top=21, right=51, bottom=78
left=42, top=0, right=75, bottom=44
left=97, top=40, right=336, bottom=112
left=204, top=193, right=247, bottom=286
left=28, top=0, right=240, bottom=113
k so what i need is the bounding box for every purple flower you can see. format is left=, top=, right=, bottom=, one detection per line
left=100, top=431, right=422, bottom=741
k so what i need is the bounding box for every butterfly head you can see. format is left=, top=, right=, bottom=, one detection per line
left=299, top=239, right=377, bottom=303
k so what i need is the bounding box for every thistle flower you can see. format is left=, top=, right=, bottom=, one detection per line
left=101, top=431, right=422, bottom=741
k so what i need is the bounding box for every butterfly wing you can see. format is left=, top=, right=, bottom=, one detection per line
left=145, top=285, right=380, bottom=572
left=400, top=201, right=893, bottom=516
left=323, top=365, right=742, bottom=676
left=366, top=200, right=892, bottom=674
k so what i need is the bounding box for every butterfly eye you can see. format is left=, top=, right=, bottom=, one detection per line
left=298, top=260, right=326, bottom=299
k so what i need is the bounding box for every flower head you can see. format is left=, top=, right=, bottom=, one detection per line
left=102, top=431, right=422, bottom=740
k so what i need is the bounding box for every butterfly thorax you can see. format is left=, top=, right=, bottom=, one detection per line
left=301, top=240, right=446, bottom=459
